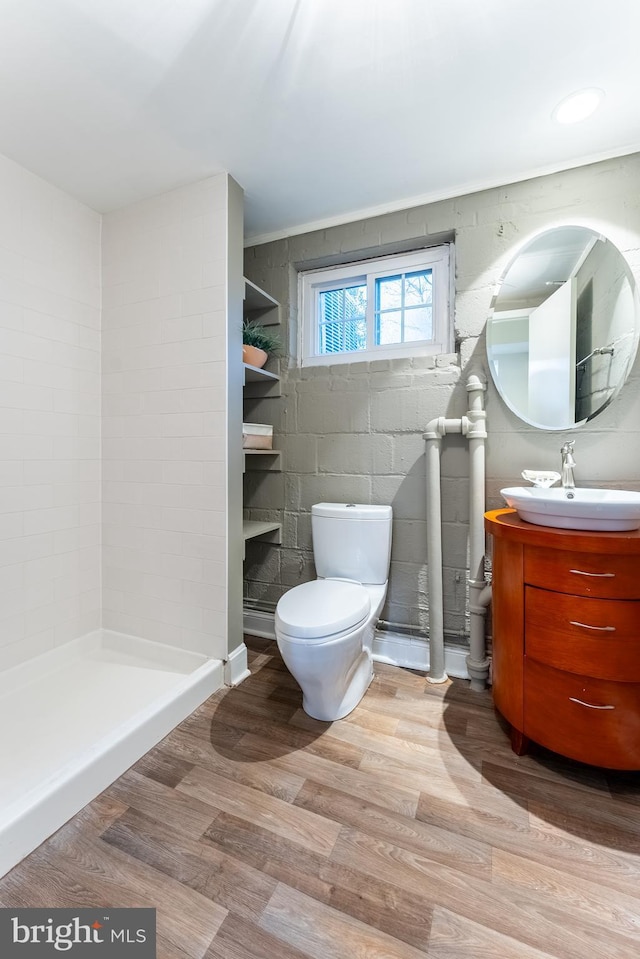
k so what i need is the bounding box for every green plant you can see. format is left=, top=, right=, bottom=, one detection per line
left=242, top=319, right=283, bottom=356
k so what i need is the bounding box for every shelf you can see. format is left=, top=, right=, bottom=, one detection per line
left=243, top=363, right=279, bottom=383
left=243, top=363, right=281, bottom=398
left=243, top=520, right=282, bottom=540
left=243, top=450, right=282, bottom=472
left=242, top=520, right=282, bottom=558
left=244, top=277, right=280, bottom=326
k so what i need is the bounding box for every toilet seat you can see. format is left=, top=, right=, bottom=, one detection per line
left=275, top=579, right=370, bottom=643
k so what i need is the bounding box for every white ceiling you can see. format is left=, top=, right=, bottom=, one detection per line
left=0, top=0, right=639, bottom=244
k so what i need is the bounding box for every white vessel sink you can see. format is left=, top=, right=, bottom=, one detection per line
left=501, top=486, right=640, bottom=532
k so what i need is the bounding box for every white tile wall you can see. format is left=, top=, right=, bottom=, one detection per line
left=101, top=175, right=231, bottom=659
left=0, top=154, right=101, bottom=671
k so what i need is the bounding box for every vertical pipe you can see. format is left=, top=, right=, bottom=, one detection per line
left=424, top=429, right=447, bottom=683
left=465, top=373, right=491, bottom=691
left=424, top=374, right=490, bottom=691
left=424, top=416, right=463, bottom=684
left=466, top=375, right=487, bottom=580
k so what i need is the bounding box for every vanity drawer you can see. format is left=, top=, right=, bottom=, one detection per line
left=524, top=545, right=640, bottom=599
left=525, top=587, right=640, bottom=681
left=524, top=658, right=640, bottom=769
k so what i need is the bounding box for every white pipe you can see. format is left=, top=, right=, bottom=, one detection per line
left=465, top=374, right=491, bottom=691
left=469, top=579, right=492, bottom=690
left=423, top=416, right=462, bottom=684
left=424, top=426, right=450, bottom=682
left=423, top=373, right=490, bottom=688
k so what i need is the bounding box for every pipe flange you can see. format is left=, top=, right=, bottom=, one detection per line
left=466, top=655, right=491, bottom=690
left=427, top=672, right=449, bottom=685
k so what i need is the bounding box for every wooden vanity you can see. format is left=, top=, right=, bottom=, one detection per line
left=485, top=508, right=640, bottom=769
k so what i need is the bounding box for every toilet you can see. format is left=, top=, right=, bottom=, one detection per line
left=275, top=502, right=393, bottom=721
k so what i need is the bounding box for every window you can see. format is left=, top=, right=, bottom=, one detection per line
left=299, top=246, right=452, bottom=366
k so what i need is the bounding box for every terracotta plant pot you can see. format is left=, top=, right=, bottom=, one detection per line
left=243, top=344, right=268, bottom=368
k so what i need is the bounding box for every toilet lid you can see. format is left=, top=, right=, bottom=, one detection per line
left=276, top=579, right=370, bottom=640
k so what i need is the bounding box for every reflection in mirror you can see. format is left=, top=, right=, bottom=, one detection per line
left=487, top=226, right=639, bottom=430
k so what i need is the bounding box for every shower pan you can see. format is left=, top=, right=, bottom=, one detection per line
left=0, top=629, right=222, bottom=877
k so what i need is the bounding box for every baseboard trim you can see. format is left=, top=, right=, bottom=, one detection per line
left=372, top=631, right=469, bottom=679
left=243, top=607, right=470, bottom=679
left=243, top=607, right=277, bottom=640
left=224, top=642, right=251, bottom=686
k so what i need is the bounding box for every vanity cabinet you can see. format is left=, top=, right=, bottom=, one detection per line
left=485, top=508, right=640, bottom=769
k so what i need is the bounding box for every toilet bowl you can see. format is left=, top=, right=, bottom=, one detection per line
left=275, top=503, right=392, bottom=721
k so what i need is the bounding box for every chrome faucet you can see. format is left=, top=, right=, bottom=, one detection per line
left=560, top=441, right=576, bottom=493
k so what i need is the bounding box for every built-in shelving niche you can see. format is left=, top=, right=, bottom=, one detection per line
left=242, top=278, right=282, bottom=558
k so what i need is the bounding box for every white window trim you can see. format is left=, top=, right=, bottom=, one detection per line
left=299, top=245, right=453, bottom=367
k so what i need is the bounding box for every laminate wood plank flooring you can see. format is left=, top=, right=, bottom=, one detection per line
left=2, top=635, right=640, bottom=958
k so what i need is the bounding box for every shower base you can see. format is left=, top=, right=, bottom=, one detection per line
left=0, top=628, right=223, bottom=877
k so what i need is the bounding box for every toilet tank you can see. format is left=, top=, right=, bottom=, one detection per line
left=311, top=503, right=392, bottom=585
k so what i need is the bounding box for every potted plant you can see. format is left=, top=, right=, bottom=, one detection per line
left=242, top=319, right=283, bottom=369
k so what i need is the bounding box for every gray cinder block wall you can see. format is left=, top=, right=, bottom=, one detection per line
left=244, top=153, right=640, bottom=647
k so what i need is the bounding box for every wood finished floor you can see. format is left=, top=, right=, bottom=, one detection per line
left=2, top=636, right=640, bottom=958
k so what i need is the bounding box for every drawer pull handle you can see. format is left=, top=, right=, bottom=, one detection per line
left=569, top=697, right=615, bottom=710
left=569, top=621, right=616, bottom=632
left=569, top=569, right=615, bottom=578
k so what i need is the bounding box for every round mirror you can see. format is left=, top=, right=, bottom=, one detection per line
left=487, top=226, right=639, bottom=430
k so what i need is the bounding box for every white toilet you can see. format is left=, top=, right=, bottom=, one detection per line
left=275, top=502, right=393, bottom=721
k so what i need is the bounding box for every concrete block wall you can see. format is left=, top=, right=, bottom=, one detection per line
left=244, top=152, right=640, bottom=645
left=0, top=153, right=101, bottom=672
left=244, top=353, right=470, bottom=638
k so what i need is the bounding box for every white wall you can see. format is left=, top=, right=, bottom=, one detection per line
left=101, top=175, right=237, bottom=659
left=0, top=154, right=102, bottom=671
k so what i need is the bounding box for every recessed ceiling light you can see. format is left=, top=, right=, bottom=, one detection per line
left=553, top=88, right=604, bottom=125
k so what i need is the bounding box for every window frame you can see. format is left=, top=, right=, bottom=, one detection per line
left=299, top=245, right=453, bottom=367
